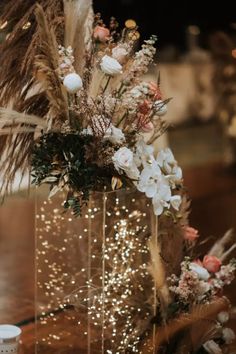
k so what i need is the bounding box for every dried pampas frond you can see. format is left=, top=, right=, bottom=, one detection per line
left=0, top=133, right=33, bottom=197
left=63, top=0, right=93, bottom=74
left=34, top=4, right=68, bottom=125
left=0, top=108, right=47, bottom=196
left=0, top=0, right=64, bottom=110
left=174, top=323, right=221, bottom=354
left=158, top=214, right=184, bottom=277
left=209, top=229, right=236, bottom=261
left=178, top=194, right=191, bottom=225
left=0, top=0, right=65, bottom=196
left=148, top=234, right=171, bottom=314
left=141, top=297, right=229, bottom=351
left=0, top=108, right=47, bottom=128
left=189, top=320, right=222, bottom=352
left=63, top=0, right=93, bottom=47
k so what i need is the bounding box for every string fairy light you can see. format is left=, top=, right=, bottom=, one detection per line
left=36, top=190, right=158, bottom=353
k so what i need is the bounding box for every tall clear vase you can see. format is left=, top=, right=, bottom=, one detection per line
left=35, top=188, right=158, bottom=353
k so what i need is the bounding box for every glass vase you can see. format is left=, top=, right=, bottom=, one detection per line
left=35, top=188, right=158, bottom=353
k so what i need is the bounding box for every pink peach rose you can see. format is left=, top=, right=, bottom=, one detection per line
left=183, top=226, right=199, bottom=241
left=93, top=26, right=110, bottom=42
left=203, top=255, right=222, bottom=273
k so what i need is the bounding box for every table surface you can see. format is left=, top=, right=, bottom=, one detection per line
left=0, top=162, right=236, bottom=353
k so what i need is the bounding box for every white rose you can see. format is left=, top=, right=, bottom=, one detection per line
left=190, top=262, right=210, bottom=281
left=104, top=125, right=125, bottom=145
left=112, top=46, right=128, bottom=64
left=100, top=55, right=123, bottom=76
left=217, top=311, right=229, bottom=324
left=203, top=340, right=223, bottom=354
left=63, top=73, right=83, bottom=93
left=222, top=328, right=236, bottom=344
left=154, top=100, right=168, bottom=116
left=112, top=147, right=134, bottom=172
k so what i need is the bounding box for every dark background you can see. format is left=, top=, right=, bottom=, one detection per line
left=93, top=0, right=236, bottom=51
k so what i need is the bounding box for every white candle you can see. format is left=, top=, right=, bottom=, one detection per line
left=0, top=325, right=21, bottom=353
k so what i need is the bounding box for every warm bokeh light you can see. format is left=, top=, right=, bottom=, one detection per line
left=0, top=20, right=8, bottom=30
left=22, top=21, right=31, bottom=30
left=232, top=49, right=236, bottom=59
left=188, top=25, right=200, bottom=35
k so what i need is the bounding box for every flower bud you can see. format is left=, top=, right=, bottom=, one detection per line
left=100, top=55, right=123, bottom=76
left=63, top=73, right=83, bottom=93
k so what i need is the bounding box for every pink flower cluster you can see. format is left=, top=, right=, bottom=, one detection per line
left=169, top=270, right=200, bottom=302
left=169, top=261, right=207, bottom=303
left=136, top=82, right=163, bottom=133
left=169, top=256, right=236, bottom=307
left=210, top=261, right=236, bottom=294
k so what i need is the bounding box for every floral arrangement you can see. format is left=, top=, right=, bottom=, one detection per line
left=0, top=2, right=182, bottom=217
left=30, top=20, right=181, bottom=216
left=161, top=229, right=236, bottom=354
left=0, top=1, right=236, bottom=354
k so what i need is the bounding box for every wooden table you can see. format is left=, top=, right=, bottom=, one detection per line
left=0, top=162, right=236, bottom=353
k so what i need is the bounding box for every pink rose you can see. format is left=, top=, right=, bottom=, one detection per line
left=183, top=226, right=199, bottom=241
left=203, top=255, right=222, bottom=273
left=93, top=26, right=110, bottom=42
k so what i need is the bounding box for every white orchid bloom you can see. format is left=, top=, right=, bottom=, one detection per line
left=157, top=148, right=182, bottom=187
left=137, top=161, right=163, bottom=198
left=134, top=138, right=154, bottom=168
left=152, top=182, right=172, bottom=216
left=157, top=148, right=176, bottom=172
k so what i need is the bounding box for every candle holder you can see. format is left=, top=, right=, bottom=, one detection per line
left=0, top=325, right=21, bottom=354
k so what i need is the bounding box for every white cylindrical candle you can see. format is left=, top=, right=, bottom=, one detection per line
left=0, top=325, right=21, bottom=353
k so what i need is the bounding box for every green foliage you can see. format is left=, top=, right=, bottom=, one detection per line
left=31, top=132, right=121, bottom=216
